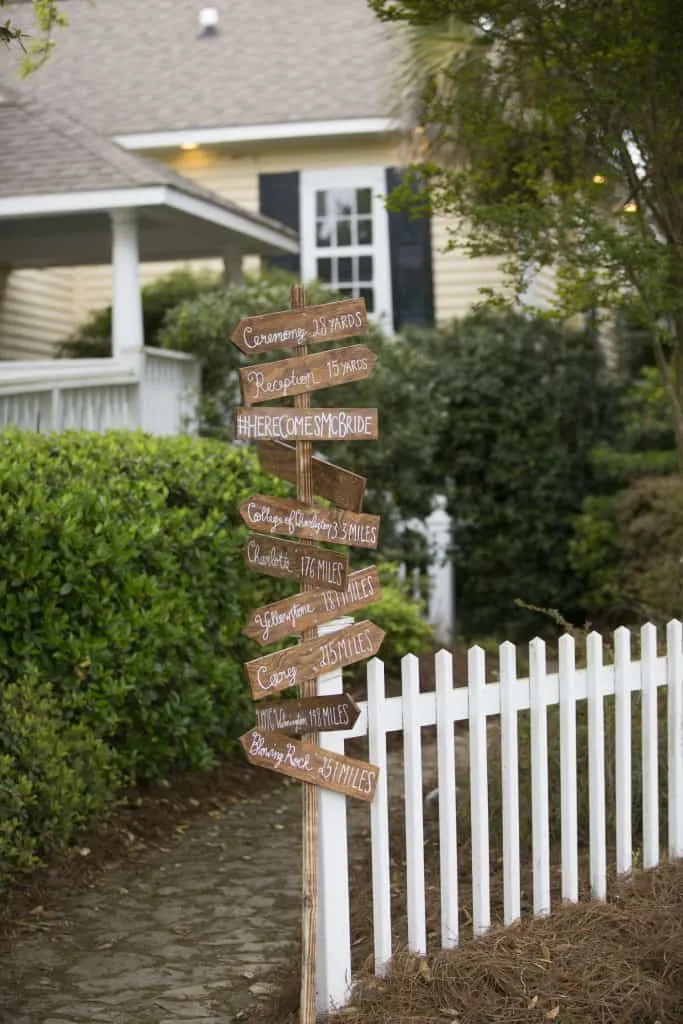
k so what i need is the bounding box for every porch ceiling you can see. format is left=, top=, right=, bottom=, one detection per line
left=0, top=189, right=298, bottom=270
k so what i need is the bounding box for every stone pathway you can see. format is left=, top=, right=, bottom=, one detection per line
left=0, top=739, right=445, bottom=1024
left=0, top=779, right=304, bottom=1024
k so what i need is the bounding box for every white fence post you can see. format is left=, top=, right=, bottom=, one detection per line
left=402, top=653, right=427, bottom=954
left=666, top=620, right=683, bottom=859
left=316, top=616, right=354, bottom=1014
left=530, top=637, right=551, bottom=916
left=368, top=657, right=392, bottom=974
left=587, top=632, right=607, bottom=900
left=435, top=649, right=459, bottom=947
left=614, top=626, right=632, bottom=876
left=468, top=645, right=490, bottom=936
left=641, top=623, right=660, bottom=869
left=558, top=634, right=578, bottom=902
left=499, top=641, right=521, bottom=925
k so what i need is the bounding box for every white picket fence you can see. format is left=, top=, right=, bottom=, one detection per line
left=314, top=619, right=683, bottom=1012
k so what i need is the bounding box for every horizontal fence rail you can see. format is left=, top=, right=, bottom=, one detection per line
left=317, top=620, right=683, bottom=1008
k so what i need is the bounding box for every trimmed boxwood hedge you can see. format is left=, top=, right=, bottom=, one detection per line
left=0, top=429, right=432, bottom=885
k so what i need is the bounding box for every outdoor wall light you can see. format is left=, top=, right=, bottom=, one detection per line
left=180, top=142, right=200, bottom=152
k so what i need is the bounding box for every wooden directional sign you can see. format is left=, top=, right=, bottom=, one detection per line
left=230, top=298, right=367, bottom=356
left=239, top=344, right=378, bottom=405
left=242, top=565, right=382, bottom=646
left=241, top=728, right=379, bottom=802
left=245, top=620, right=384, bottom=700
left=254, top=693, right=360, bottom=734
left=258, top=440, right=366, bottom=513
left=235, top=407, right=378, bottom=443
left=240, top=494, right=380, bottom=550
left=244, top=534, right=348, bottom=592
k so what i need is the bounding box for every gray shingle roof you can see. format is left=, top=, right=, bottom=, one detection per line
left=1, top=0, right=400, bottom=136
left=0, top=91, right=296, bottom=242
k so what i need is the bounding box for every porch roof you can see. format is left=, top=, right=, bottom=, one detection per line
left=0, top=92, right=298, bottom=268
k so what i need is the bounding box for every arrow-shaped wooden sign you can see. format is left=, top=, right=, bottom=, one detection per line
left=244, top=534, right=349, bottom=592
left=240, top=728, right=379, bottom=802
left=235, top=407, right=378, bottom=443
left=254, top=693, right=360, bottom=734
left=240, top=494, right=380, bottom=549
left=258, top=440, right=366, bottom=513
left=242, top=565, right=382, bottom=646
left=239, top=344, right=377, bottom=404
left=230, top=298, right=368, bottom=356
left=245, top=619, right=384, bottom=700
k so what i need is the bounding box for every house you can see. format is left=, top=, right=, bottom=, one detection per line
left=0, top=0, right=532, bottom=375
left=0, top=84, right=296, bottom=432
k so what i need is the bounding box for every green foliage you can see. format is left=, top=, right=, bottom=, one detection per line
left=367, top=564, right=433, bottom=666
left=571, top=475, right=683, bottom=627
left=424, top=305, right=617, bottom=639
left=370, top=0, right=683, bottom=473
left=0, top=429, right=291, bottom=780
left=59, top=268, right=221, bottom=359
left=0, top=0, right=68, bottom=75
left=0, top=676, right=114, bottom=887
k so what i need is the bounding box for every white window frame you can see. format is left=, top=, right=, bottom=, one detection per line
left=300, top=165, right=394, bottom=334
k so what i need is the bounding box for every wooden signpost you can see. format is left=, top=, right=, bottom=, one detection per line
left=231, top=288, right=383, bottom=1024
left=245, top=620, right=385, bottom=700
left=243, top=534, right=349, bottom=591
left=230, top=297, right=368, bottom=355
left=239, top=344, right=377, bottom=404
left=240, top=494, right=380, bottom=549
left=234, top=406, right=379, bottom=442
left=242, top=565, right=382, bottom=646
left=241, top=729, right=378, bottom=802
left=254, top=693, right=361, bottom=734
left=258, top=440, right=367, bottom=512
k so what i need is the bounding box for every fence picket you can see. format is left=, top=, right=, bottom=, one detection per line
left=367, top=657, right=392, bottom=974
left=666, top=620, right=683, bottom=858
left=499, top=641, right=521, bottom=925
left=641, top=623, right=660, bottom=869
left=614, top=626, right=632, bottom=876
left=402, top=654, right=427, bottom=954
left=435, top=649, right=459, bottom=947
left=558, top=634, right=578, bottom=902
left=468, top=645, right=490, bottom=936
left=530, top=637, right=551, bottom=916
left=587, top=632, right=607, bottom=900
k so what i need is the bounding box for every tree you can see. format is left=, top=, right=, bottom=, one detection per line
left=370, top=0, right=683, bottom=473
left=1, top=0, right=67, bottom=75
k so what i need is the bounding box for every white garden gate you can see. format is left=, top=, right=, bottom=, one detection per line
left=314, top=619, right=683, bottom=1012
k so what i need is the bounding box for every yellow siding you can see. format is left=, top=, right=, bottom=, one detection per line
left=0, top=267, right=76, bottom=360
left=4, top=135, right=510, bottom=348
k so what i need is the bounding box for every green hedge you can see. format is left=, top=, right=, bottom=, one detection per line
left=0, top=429, right=431, bottom=885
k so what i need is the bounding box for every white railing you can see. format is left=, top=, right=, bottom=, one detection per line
left=0, top=348, right=200, bottom=436
left=314, top=620, right=683, bottom=1012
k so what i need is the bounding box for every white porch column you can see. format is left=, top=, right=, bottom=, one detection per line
left=110, top=209, right=144, bottom=359
left=222, top=251, right=244, bottom=286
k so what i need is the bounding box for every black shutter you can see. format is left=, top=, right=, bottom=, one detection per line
left=386, top=167, right=435, bottom=330
left=258, top=171, right=300, bottom=276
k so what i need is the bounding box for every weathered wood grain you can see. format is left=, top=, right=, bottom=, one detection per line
left=253, top=693, right=361, bottom=734
left=240, top=494, right=380, bottom=549
left=240, top=728, right=379, bottom=802
left=242, top=565, right=382, bottom=646
left=258, top=440, right=366, bottom=512
left=235, top=407, right=378, bottom=442
left=230, top=298, right=368, bottom=355
left=245, top=620, right=385, bottom=700
left=239, top=344, right=377, bottom=404
left=243, top=534, right=348, bottom=592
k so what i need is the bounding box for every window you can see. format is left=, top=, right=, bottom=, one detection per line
left=300, top=167, right=393, bottom=333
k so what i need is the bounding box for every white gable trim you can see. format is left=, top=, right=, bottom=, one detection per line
left=114, top=117, right=401, bottom=151
left=0, top=186, right=298, bottom=253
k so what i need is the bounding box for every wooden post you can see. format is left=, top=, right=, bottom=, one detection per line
left=292, top=283, right=318, bottom=1024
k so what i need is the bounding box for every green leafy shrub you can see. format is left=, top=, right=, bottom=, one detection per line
left=0, top=429, right=291, bottom=779
left=0, top=676, right=114, bottom=887
left=371, top=564, right=433, bottom=664
left=58, top=268, right=221, bottom=358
